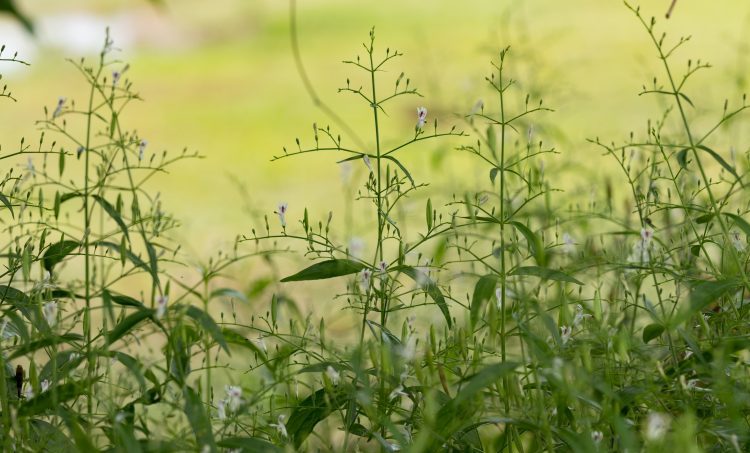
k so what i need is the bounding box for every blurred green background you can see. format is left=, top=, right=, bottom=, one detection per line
left=1, top=0, right=749, bottom=258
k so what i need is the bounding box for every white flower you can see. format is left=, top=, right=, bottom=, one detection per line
left=495, top=287, right=515, bottom=310
left=115, top=412, right=126, bottom=424
left=389, top=385, right=407, bottom=400
left=641, top=227, right=654, bottom=244
left=644, top=412, right=670, bottom=441
left=349, top=237, right=365, bottom=259
left=339, top=161, right=352, bottom=184
left=416, top=107, right=427, bottom=129
left=26, top=157, right=35, bottom=177
left=52, top=97, right=66, bottom=119
left=155, top=295, right=168, bottom=320
left=562, top=233, right=575, bottom=255
left=591, top=430, right=603, bottom=443
left=560, top=325, right=572, bottom=345
left=363, top=155, right=373, bottom=173
left=277, top=202, right=288, bottom=228
left=217, top=400, right=226, bottom=420
left=112, top=70, right=122, bottom=86
left=40, top=379, right=49, bottom=393
left=225, top=385, right=242, bottom=412
left=387, top=442, right=401, bottom=452
left=378, top=260, right=388, bottom=273
left=25, top=386, right=33, bottom=399
left=253, top=334, right=267, bottom=354
left=573, top=304, right=591, bottom=327
left=730, top=230, right=746, bottom=252
left=400, top=335, right=417, bottom=362
left=628, top=228, right=654, bottom=264
left=326, top=366, right=340, bottom=385
left=77, top=146, right=85, bottom=159
left=470, top=99, right=484, bottom=115
left=138, top=139, right=148, bottom=161
left=270, top=414, right=287, bottom=438
left=359, top=268, right=372, bottom=292
left=43, top=301, right=58, bottom=327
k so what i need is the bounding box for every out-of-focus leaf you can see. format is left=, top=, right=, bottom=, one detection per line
left=471, top=274, right=498, bottom=327
left=509, top=266, right=583, bottom=285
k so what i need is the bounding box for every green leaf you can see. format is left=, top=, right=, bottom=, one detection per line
left=453, top=362, right=519, bottom=406
left=107, top=308, right=154, bottom=344
left=183, top=386, right=216, bottom=452
left=287, top=386, right=351, bottom=448
left=382, top=155, right=415, bottom=187
left=395, top=265, right=452, bottom=327
left=217, top=437, right=282, bottom=453
left=281, top=259, right=364, bottom=282
left=695, top=144, right=741, bottom=183
left=0, top=192, right=14, bottom=218
left=508, top=221, right=545, bottom=266
left=426, top=198, right=433, bottom=231
left=470, top=274, right=498, bottom=327
left=509, top=266, right=583, bottom=285
left=489, top=167, right=499, bottom=184
left=60, top=410, right=99, bottom=452
left=209, top=287, right=247, bottom=303
left=221, top=328, right=267, bottom=359
left=107, top=291, right=144, bottom=308
left=43, top=240, right=80, bottom=273
left=28, top=419, right=76, bottom=452
left=9, top=333, right=83, bottom=360
left=642, top=323, right=665, bottom=343
left=672, top=279, right=741, bottom=326
left=93, top=195, right=129, bottom=241
left=724, top=213, right=750, bottom=237
left=186, top=305, right=230, bottom=354
left=19, top=380, right=91, bottom=416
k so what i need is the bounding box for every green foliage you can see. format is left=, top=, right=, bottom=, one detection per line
left=1, top=4, right=750, bottom=452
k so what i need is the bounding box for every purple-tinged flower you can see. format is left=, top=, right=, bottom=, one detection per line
left=360, top=268, right=372, bottom=292
left=277, top=202, right=288, bottom=228
left=225, top=385, right=242, bottom=412
left=560, top=325, right=572, bottom=345
left=155, top=295, right=168, bottom=320
left=591, top=431, right=603, bottom=443
left=416, top=107, right=427, bottom=129
left=138, top=139, right=148, bottom=161
left=52, top=97, right=66, bottom=119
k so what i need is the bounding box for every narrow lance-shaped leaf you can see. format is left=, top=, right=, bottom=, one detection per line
left=509, top=266, right=583, bottom=285
left=0, top=192, right=14, bottom=218
left=287, top=386, right=351, bottom=448
left=183, top=386, right=216, bottom=452
left=508, top=221, right=545, bottom=266
left=93, top=194, right=129, bottom=241
left=395, top=265, right=452, bottom=327
left=281, top=259, right=364, bottom=282
left=471, top=274, right=498, bottom=327
left=43, top=240, right=80, bottom=273
left=186, top=305, right=230, bottom=354
left=107, top=308, right=154, bottom=344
